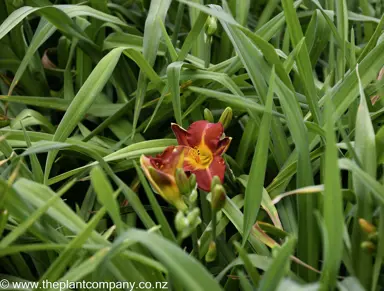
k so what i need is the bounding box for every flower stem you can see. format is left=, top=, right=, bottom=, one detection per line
left=192, top=230, right=199, bottom=257
left=204, top=36, right=212, bottom=68
left=211, top=210, right=217, bottom=242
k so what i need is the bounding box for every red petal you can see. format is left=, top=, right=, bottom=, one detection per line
left=149, top=146, right=185, bottom=175
left=171, top=123, right=189, bottom=146
left=193, top=156, right=226, bottom=191
left=215, top=137, right=232, bottom=156
left=186, top=121, right=223, bottom=152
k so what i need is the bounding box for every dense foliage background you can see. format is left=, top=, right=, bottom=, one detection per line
left=1, top=0, right=384, bottom=290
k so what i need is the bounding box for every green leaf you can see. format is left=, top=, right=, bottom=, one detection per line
left=39, top=199, right=108, bottom=282
left=188, top=87, right=280, bottom=117
left=350, top=65, right=377, bottom=288
left=167, top=61, right=184, bottom=125
left=338, top=159, right=384, bottom=205
left=90, top=166, right=124, bottom=235
left=44, top=48, right=124, bottom=182
left=132, top=0, right=172, bottom=136
left=274, top=77, right=318, bottom=280
left=20, top=122, right=44, bottom=183
left=281, top=0, right=321, bottom=124
left=105, top=229, right=223, bottom=291
left=320, top=95, right=343, bottom=289
left=258, top=237, right=296, bottom=291
left=242, top=68, right=275, bottom=245
left=0, top=178, right=76, bottom=247
left=233, top=242, right=260, bottom=287
left=133, top=161, right=176, bottom=242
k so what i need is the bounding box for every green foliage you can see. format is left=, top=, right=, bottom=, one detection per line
left=0, top=0, right=384, bottom=290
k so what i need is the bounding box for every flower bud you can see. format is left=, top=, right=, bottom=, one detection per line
left=210, top=176, right=222, bottom=193
left=175, top=211, right=189, bottom=232
left=187, top=208, right=200, bottom=226
left=175, top=168, right=190, bottom=195
left=359, top=218, right=376, bottom=234
left=12, top=0, right=24, bottom=8
left=205, top=16, right=217, bottom=36
left=205, top=241, right=217, bottom=262
left=211, top=184, right=226, bottom=211
left=0, top=116, right=10, bottom=128
left=368, top=232, right=379, bottom=243
left=140, top=149, right=187, bottom=211
left=204, top=108, right=214, bottom=123
left=189, top=189, right=198, bottom=203
left=189, top=173, right=197, bottom=190
left=218, top=107, right=233, bottom=130
left=361, top=241, right=376, bottom=254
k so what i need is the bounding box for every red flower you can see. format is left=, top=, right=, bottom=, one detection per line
left=171, top=121, right=231, bottom=191
left=140, top=146, right=187, bottom=210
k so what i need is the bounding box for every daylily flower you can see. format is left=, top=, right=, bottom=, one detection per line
left=171, top=121, right=231, bottom=191
left=140, top=146, right=187, bottom=211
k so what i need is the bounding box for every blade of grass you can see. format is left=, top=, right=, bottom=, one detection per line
left=133, top=161, right=176, bottom=242
left=242, top=68, right=275, bottom=245
left=91, top=166, right=124, bottom=235
left=258, top=237, right=296, bottom=291
left=39, top=196, right=109, bottom=282
left=320, top=95, right=344, bottom=289
left=44, top=47, right=124, bottom=182
left=338, top=159, right=384, bottom=205
left=188, top=0, right=205, bottom=59
left=20, top=121, right=43, bottom=183
left=335, top=0, right=348, bottom=80
left=281, top=0, right=321, bottom=125
left=274, top=76, right=319, bottom=280
left=233, top=241, right=260, bottom=287
left=131, top=0, right=172, bottom=136
left=106, top=229, right=223, bottom=291
left=350, top=65, right=376, bottom=289
left=167, top=62, right=184, bottom=125
left=0, top=179, right=76, bottom=247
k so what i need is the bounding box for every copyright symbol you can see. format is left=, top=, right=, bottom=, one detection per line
left=0, top=279, right=9, bottom=289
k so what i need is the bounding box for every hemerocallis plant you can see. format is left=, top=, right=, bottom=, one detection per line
left=172, top=121, right=231, bottom=191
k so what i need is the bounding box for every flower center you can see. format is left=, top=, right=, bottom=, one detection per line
left=189, top=145, right=213, bottom=169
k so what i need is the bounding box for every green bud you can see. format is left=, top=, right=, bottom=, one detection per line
left=368, top=232, right=379, bottom=243
left=218, top=107, right=233, bottom=130
left=0, top=116, right=10, bottom=128
left=175, top=168, right=190, bottom=195
left=178, top=208, right=201, bottom=239
left=12, top=0, right=24, bottom=8
left=361, top=241, right=376, bottom=254
left=189, top=189, right=198, bottom=203
left=175, top=211, right=189, bottom=232
left=211, top=184, right=226, bottom=211
left=0, top=120, right=10, bottom=128
left=189, top=173, right=197, bottom=190
left=204, top=108, right=214, bottom=123
left=187, top=208, right=200, bottom=225
left=210, top=176, right=222, bottom=193
left=205, top=241, right=217, bottom=262
left=205, top=16, right=217, bottom=36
